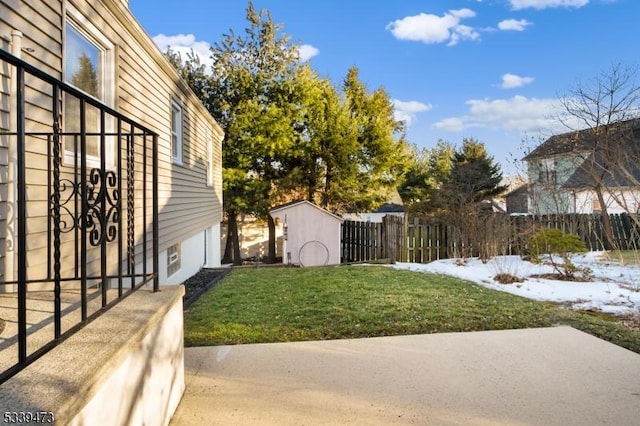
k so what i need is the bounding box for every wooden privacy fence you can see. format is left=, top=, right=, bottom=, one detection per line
left=341, top=215, right=404, bottom=263
left=341, top=213, right=640, bottom=264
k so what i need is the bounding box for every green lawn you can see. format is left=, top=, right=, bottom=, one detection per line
left=184, top=265, right=640, bottom=353
left=601, top=250, right=640, bottom=265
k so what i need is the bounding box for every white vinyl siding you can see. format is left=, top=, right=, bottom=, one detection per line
left=1, top=0, right=224, bottom=279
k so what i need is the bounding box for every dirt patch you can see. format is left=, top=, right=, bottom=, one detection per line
left=619, top=315, right=640, bottom=331
left=529, top=273, right=592, bottom=282
left=494, top=273, right=525, bottom=284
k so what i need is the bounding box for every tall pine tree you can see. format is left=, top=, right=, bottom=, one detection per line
left=438, top=138, right=506, bottom=211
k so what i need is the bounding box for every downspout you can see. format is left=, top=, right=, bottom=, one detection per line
left=283, top=214, right=290, bottom=265
left=4, top=30, right=23, bottom=285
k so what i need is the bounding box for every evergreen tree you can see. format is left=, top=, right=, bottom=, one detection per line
left=438, top=138, right=507, bottom=210
left=165, top=1, right=411, bottom=263
left=399, top=140, right=454, bottom=213
left=71, top=53, right=99, bottom=97
left=436, top=139, right=507, bottom=260
left=206, top=1, right=303, bottom=264
left=338, top=67, right=410, bottom=212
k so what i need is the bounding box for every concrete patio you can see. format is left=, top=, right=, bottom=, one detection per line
left=171, top=327, right=640, bottom=425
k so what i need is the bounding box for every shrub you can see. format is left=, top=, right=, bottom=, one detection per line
left=494, top=273, right=525, bottom=284
left=528, top=228, right=588, bottom=278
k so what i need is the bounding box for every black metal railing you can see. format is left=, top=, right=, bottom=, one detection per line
left=0, top=48, right=159, bottom=384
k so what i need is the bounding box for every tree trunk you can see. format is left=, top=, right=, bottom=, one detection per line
left=266, top=214, right=277, bottom=264
left=223, top=210, right=243, bottom=265
left=307, top=177, right=315, bottom=203
left=321, top=165, right=333, bottom=208
left=221, top=220, right=234, bottom=264
left=595, top=188, right=618, bottom=250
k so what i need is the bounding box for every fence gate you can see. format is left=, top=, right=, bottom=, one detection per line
left=341, top=215, right=405, bottom=263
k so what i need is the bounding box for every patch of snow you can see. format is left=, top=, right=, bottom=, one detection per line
left=393, top=252, right=640, bottom=316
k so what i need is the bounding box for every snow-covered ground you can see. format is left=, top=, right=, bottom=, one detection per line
left=393, top=252, right=640, bottom=316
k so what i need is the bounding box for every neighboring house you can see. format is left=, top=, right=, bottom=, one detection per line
left=0, top=0, right=223, bottom=288
left=220, top=215, right=284, bottom=262
left=342, top=203, right=405, bottom=223
left=523, top=119, right=640, bottom=215
left=505, top=184, right=529, bottom=214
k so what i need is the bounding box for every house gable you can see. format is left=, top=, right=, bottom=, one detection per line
left=524, top=118, right=640, bottom=214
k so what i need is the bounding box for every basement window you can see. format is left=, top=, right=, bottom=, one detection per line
left=167, top=243, right=181, bottom=277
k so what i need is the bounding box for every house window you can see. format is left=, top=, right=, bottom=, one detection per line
left=592, top=198, right=602, bottom=214
left=167, top=243, right=181, bottom=277
left=206, top=130, right=214, bottom=187
left=171, top=101, right=183, bottom=164
left=538, top=169, right=557, bottom=184
left=63, top=6, right=115, bottom=166
left=537, top=160, right=557, bottom=185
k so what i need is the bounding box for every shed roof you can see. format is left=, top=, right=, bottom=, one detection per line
left=270, top=200, right=343, bottom=222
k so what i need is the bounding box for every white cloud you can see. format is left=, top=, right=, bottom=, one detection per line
left=298, top=44, right=319, bottom=62
left=386, top=9, right=480, bottom=46
left=498, top=19, right=532, bottom=31
left=433, top=117, right=465, bottom=132
left=500, top=73, right=535, bottom=89
left=510, top=0, right=589, bottom=10
left=433, top=95, right=567, bottom=134
left=392, top=99, right=432, bottom=126
left=152, top=33, right=213, bottom=68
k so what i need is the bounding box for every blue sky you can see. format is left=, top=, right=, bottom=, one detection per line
left=130, top=0, right=639, bottom=176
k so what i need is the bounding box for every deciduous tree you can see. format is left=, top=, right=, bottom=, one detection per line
left=557, top=63, right=640, bottom=250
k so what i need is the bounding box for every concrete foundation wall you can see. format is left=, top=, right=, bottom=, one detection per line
left=159, top=222, right=221, bottom=285
left=0, top=286, right=185, bottom=426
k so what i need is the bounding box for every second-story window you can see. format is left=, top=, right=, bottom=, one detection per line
left=171, top=100, right=183, bottom=164
left=537, top=159, right=557, bottom=185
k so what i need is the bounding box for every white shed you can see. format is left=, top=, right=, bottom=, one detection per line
left=270, top=201, right=343, bottom=267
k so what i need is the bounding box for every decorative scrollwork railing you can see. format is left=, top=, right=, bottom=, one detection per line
left=0, top=47, right=159, bottom=385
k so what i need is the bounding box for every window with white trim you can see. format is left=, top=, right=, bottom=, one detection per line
left=206, top=129, right=214, bottom=187
left=167, top=243, right=181, bottom=277
left=63, top=5, right=115, bottom=166
left=171, top=100, right=183, bottom=164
